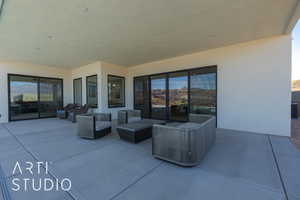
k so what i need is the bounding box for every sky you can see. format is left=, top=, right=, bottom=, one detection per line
left=292, top=20, right=300, bottom=81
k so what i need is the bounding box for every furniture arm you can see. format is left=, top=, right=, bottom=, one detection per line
left=77, top=115, right=95, bottom=138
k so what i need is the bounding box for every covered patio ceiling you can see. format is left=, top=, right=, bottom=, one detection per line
left=0, top=0, right=299, bottom=68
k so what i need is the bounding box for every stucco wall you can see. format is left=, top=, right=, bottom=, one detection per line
left=0, top=62, right=72, bottom=123
left=126, top=35, right=292, bottom=136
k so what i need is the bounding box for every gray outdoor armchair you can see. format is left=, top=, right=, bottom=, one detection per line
left=57, top=104, right=78, bottom=119
left=68, top=104, right=90, bottom=123
left=152, top=114, right=216, bottom=167
left=77, top=113, right=112, bottom=139
left=117, top=109, right=142, bottom=125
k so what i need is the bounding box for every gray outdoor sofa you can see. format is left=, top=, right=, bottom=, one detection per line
left=152, top=114, right=216, bottom=167
left=77, top=113, right=112, bottom=139
left=117, top=109, right=142, bottom=125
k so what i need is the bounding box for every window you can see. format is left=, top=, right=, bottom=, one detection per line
left=108, top=75, right=125, bottom=108
left=134, top=76, right=150, bottom=118
left=86, top=75, right=98, bottom=108
left=133, top=66, right=217, bottom=121
left=169, top=72, right=188, bottom=121
left=150, top=75, right=167, bottom=120
left=190, top=72, right=216, bottom=116
left=73, top=78, right=82, bottom=105
left=8, top=74, right=63, bottom=121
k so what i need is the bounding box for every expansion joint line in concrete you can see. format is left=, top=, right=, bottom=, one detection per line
left=3, top=125, right=78, bottom=200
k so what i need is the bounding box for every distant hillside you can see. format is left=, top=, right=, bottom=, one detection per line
left=292, top=80, right=300, bottom=91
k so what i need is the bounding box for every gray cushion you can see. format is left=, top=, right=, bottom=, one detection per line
left=95, top=121, right=111, bottom=131
left=117, top=119, right=165, bottom=133
left=117, top=122, right=152, bottom=133
left=141, top=119, right=165, bottom=125
left=128, top=117, right=142, bottom=123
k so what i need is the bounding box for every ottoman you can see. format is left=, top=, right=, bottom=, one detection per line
left=117, top=119, right=165, bottom=143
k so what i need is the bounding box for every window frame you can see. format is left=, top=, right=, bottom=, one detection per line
left=7, top=73, right=64, bottom=121
left=86, top=75, right=98, bottom=108
left=133, top=65, right=218, bottom=122
left=73, top=78, right=82, bottom=106
left=108, top=74, right=125, bottom=108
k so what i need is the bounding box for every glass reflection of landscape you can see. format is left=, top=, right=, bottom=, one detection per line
left=39, top=78, right=63, bottom=118
left=134, top=77, right=150, bottom=118
left=10, top=76, right=39, bottom=120
left=151, top=75, right=166, bottom=119
left=87, top=75, right=98, bottom=108
left=190, top=73, right=216, bottom=115
left=169, top=72, right=188, bottom=121
left=9, top=75, right=63, bottom=121
left=108, top=75, right=125, bottom=107
left=134, top=67, right=217, bottom=121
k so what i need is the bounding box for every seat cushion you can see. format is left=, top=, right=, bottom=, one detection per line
left=128, top=117, right=142, bottom=123
left=95, top=121, right=111, bottom=131
left=141, top=119, right=165, bottom=125
left=117, top=122, right=152, bottom=133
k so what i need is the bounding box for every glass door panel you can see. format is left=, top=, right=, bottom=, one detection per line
left=151, top=75, right=167, bottom=120
left=190, top=72, right=217, bottom=115
left=134, top=77, right=150, bottom=118
left=169, top=72, right=188, bottom=121
left=39, top=78, right=63, bottom=118
left=9, top=75, right=39, bottom=120
left=73, top=78, right=82, bottom=105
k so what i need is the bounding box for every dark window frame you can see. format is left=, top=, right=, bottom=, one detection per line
left=133, top=65, right=217, bottom=123
left=7, top=73, right=64, bottom=122
left=86, top=75, right=98, bottom=108
left=108, top=74, right=125, bottom=108
left=73, top=78, right=82, bottom=106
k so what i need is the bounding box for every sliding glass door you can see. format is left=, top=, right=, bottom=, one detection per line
left=8, top=74, right=63, bottom=121
left=134, top=76, right=150, bottom=118
left=190, top=71, right=216, bottom=116
left=169, top=72, right=188, bottom=121
left=9, top=75, right=39, bottom=120
left=134, top=66, right=217, bottom=122
left=151, top=75, right=167, bottom=120
left=39, top=78, right=63, bottom=118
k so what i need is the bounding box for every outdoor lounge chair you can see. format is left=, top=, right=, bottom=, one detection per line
left=77, top=113, right=112, bottom=139
left=56, top=104, right=77, bottom=119
left=68, top=104, right=90, bottom=123
left=117, top=109, right=142, bottom=125
left=152, top=114, right=216, bottom=167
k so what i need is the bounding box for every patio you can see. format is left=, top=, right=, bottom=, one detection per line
left=0, top=118, right=299, bottom=200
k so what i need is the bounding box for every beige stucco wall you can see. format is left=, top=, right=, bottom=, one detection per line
left=0, top=62, right=72, bottom=123
left=126, top=35, right=292, bottom=136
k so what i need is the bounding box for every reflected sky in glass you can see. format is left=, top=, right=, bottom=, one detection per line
left=191, top=73, right=216, bottom=90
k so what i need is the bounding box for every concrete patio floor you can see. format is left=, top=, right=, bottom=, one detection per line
left=0, top=118, right=299, bottom=200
